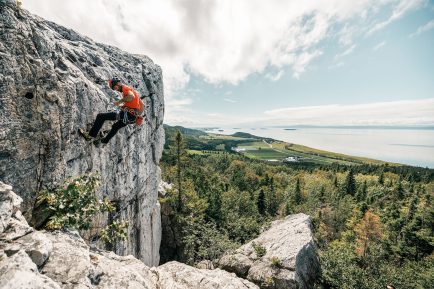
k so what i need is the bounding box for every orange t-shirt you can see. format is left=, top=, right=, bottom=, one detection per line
left=122, top=85, right=140, bottom=110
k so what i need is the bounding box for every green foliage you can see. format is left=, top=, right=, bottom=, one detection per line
left=161, top=126, right=434, bottom=287
left=100, top=220, right=129, bottom=245
left=37, top=174, right=128, bottom=246
left=343, top=169, right=357, bottom=196
left=293, top=178, right=302, bottom=205
left=270, top=256, right=282, bottom=268
left=181, top=216, right=237, bottom=265
left=257, top=189, right=266, bottom=215
left=37, top=174, right=113, bottom=230
left=252, top=241, right=266, bottom=258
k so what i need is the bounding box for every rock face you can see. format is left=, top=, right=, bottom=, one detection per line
left=155, top=262, right=259, bottom=289
left=0, top=2, right=164, bottom=265
left=0, top=183, right=259, bottom=289
left=218, top=214, right=320, bottom=289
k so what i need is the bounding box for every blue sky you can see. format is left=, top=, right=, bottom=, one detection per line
left=25, top=0, right=434, bottom=127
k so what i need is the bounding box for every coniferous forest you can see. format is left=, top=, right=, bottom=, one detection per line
left=160, top=126, right=434, bottom=289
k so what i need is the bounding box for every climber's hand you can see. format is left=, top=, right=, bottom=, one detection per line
left=113, top=101, right=121, bottom=106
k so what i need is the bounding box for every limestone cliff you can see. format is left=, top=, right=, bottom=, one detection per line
left=0, top=1, right=164, bottom=266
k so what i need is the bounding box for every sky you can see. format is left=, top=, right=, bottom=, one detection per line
left=24, top=0, right=434, bottom=127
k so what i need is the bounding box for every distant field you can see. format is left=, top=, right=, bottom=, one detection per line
left=238, top=141, right=271, bottom=150
left=172, top=129, right=396, bottom=166
left=283, top=143, right=393, bottom=165
left=243, top=148, right=289, bottom=160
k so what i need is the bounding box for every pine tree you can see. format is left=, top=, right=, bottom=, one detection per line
left=257, top=189, right=266, bottom=215
left=170, top=130, right=188, bottom=212
left=293, top=178, right=302, bottom=205
left=267, top=177, right=278, bottom=216
left=395, top=178, right=405, bottom=199
left=344, top=169, right=357, bottom=196
left=206, top=189, right=222, bottom=226
left=333, top=175, right=339, bottom=188
left=356, top=180, right=367, bottom=201
left=378, top=171, right=384, bottom=185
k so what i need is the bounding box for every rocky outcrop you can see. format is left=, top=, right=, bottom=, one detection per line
left=218, top=214, right=320, bottom=289
left=0, top=1, right=164, bottom=266
left=155, top=262, right=259, bottom=289
left=0, top=183, right=259, bottom=289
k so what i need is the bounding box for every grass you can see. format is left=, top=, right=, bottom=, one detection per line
left=238, top=141, right=272, bottom=150
left=282, top=143, right=396, bottom=166
left=243, top=148, right=289, bottom=160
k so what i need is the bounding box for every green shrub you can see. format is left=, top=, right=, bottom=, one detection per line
left=252, top=241, right=266, bottom=258
left=100, top=220, right=129, bottom=245
left=37, top=174, right=128, bottom=244
left=270, top=256, right=282, bottom=268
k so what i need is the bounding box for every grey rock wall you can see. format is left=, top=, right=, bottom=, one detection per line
left=0, top=2, right=164, bottom=266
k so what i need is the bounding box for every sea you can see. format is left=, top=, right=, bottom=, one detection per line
left=206, top=126, right=434, bottom=168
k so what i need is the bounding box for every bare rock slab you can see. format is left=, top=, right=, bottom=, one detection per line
left=155, top=261, right=259, bottom=289
left=218, top=213, right=320, bottom=289
left=0, top=250, right=60, bottom=289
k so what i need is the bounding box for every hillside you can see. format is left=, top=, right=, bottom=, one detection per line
left=164, top=125, right=397, bottom=167
left=161, top=124, right=434, bottom=288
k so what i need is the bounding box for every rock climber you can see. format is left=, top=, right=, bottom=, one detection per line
left=79, top=78, right=143, bottom=145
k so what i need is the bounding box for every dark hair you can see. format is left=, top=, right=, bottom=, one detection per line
left=110, top=78, right=120, bottom=88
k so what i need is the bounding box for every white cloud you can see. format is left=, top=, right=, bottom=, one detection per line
left=335, top=44, right=356, bottom=60
left=24, top=0, right=423, bottom=93
left=367, top=0, right=426, bottom=35
left=223, top=98, right=237, bottom=103
left=265, top=70, right=284, bottom=82
left=410, top=19, right=434, bottom=37
left=328, top=61, right=345, bottom=69
left=373, top=41, right=387, bottom=51
left=263, top=98, right=434, bottom=126
left=23, top=0, right=426, bottom=125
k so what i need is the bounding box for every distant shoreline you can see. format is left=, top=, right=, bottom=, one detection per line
left=197, top=125, right=434, bottom=130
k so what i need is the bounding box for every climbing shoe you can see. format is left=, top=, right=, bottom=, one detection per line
left=78, top=128, right=93, bottom=141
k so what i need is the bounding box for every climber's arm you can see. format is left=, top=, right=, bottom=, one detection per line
left=114, top=91, right=134, bottom=106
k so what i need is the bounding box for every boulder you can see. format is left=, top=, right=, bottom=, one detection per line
left=1, top=230, right=53, bottom=266
left=89, top=251, right=158, bottom=289
left=0, top=182, right=23, bottom=234
left=155, top=261, right=259, bottom=289
left=196, top=259, right=214, bottom=270
left=41, top=231, right=93, bottom=286
left=218, top=213, right=320, bottom=289
left=218, top=253, right=253, bottom=277
left=0, top=250, right=60, bottom=289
